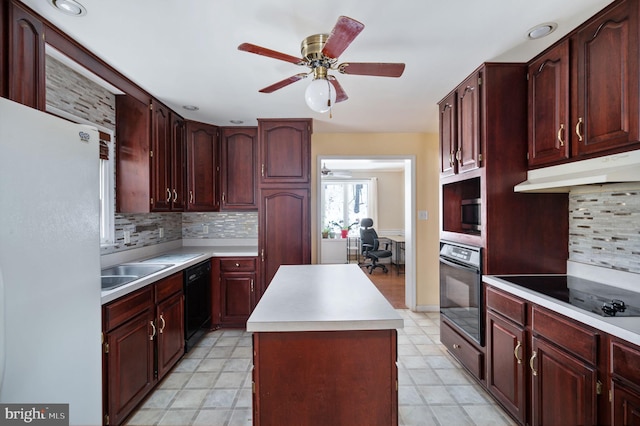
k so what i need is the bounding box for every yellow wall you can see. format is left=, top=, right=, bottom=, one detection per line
left=311, top=132, right=441, bottom=309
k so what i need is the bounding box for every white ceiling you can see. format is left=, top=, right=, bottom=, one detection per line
left=22, top=0, right=614, bottom=134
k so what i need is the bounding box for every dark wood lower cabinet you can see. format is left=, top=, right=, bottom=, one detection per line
left=530, top=335, right=598, bottom=426
left=440, top=318, right=484, bottom=382
left=612, top=382, right=640, bottom=426
left=103, top=273, right=185, bottom=426
left=486, top=311, right=526, bottom=425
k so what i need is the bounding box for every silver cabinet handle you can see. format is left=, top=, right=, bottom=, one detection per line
left=173, top=189, right=178, bottom=203
left=576, top=117, right=584, bottom=142
left=159, top=314, right=166, bottom=334
left=514, top=341, right=522, bottom=364
left=530, top=350, right=538, bottom=376
left=189, top=190, right=194, bottom=204
left=251, top=279, right=254, bottom=292
left=149, top=321, right=156, bottom=340
left=166, top=188, right=171, bottom=202
left=557, top=124, right=565, bottom=147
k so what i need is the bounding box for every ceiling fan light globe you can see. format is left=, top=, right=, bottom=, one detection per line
left=305, top=78, right=337, bottom=113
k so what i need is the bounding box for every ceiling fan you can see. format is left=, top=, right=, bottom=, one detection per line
left=238, top=16, right=405, bottom=113
left=321, top=163, right=352, bottom=178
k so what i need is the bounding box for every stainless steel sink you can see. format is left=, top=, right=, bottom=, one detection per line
left=101, top=263, right=173, bottom=291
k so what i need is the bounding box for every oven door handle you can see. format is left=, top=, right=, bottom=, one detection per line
left=439, top=257, right=480, bottom=274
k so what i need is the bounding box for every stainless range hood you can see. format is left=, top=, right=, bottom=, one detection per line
left=514, top=149, right=640, bottom=193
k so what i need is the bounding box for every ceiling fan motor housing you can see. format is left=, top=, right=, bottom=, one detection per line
left=302, top=34, right=335, bottom=70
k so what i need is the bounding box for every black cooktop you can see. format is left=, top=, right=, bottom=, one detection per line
left=495, top=275, right=640, bottom=317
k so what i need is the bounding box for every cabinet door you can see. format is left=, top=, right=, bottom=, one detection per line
left=259, top=188, right=310, bottom=291
left=105, top=309, right=156, bottom=426
left=221, top=127, right=258, bottom=210
left=612, top=382, right=640, bottom=426
left=486, top=312, right=527, bottom=424
left=8, top=0, right=45, bottom=110
left=186, top=121, right=219, bottom=211
left=530, top=336, right=597, bottom=426
left=156, top=291, right=184, bottom=379
left=573, top=0, right=640, bottom=156
left=528, top=40, right=571, bottom=166
left=439, top=92, right=457, bottom=176
left=150, top=100, right=171, bottom=212
left=115, top=95, right=151, bottom=213
left=220, top=272, right=255, bottom=326
left=258, top=119, right=311, bottom=184
left=457, top=71, right=481, bottom=173
left=170, top=112, right=186, bottom=211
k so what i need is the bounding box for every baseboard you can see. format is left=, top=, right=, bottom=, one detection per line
left=414, top=305, right=440, bottom=313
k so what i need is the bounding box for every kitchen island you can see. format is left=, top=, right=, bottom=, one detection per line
left=247, top=264, right=403, bottom=426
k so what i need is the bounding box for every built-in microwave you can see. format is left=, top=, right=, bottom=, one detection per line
left=461, top=198, right=481, bottom=231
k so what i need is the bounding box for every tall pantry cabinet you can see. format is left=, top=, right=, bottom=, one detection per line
left=257, top=119, right=312, bottom=296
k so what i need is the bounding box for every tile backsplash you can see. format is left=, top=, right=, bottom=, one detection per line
left=569, top=183, right=640, bottom=273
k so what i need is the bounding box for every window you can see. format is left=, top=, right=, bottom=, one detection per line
left=321, top=179, right=376, bottom=237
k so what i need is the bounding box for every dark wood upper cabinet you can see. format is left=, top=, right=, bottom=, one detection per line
left=572, top=0, right=640, bottom=157
left=115, top=95, right=151, bottom=213
left=220, top=127, right=258, bottom=211
left=150, top=102, right=185, bottom=212
left=150, top=100, right=172, bottom=211
left=185, top=120, right=219, bottom=212
left=7, top=0, right=45, bottom=110
left=528, top=40, right=570, bottom=166
left=438, top=72, right=481, bottom=177
left=170, top=112, right=186, bottom=211
left=439, top=91, right=457, bottom=176
left=457, top=71, right=482, bottom=173
left=258, top=119, right=312, bottom=185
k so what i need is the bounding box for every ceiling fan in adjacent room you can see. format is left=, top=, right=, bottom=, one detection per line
left=321, top=163, right=352, bottom=178
left=238, top=16, right=405, bottom=113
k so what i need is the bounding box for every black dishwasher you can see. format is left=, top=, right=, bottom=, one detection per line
left=184, top=260, right=212, bottom=352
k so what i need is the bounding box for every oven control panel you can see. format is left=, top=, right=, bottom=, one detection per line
left=439, top=241, right=481, bottom=268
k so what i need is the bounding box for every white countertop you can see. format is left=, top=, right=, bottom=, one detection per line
left=246, top=264, right=404, bottom=332
left=483, top=274, right=640, bottom=346
left=100, top=242, right=258, bottom=305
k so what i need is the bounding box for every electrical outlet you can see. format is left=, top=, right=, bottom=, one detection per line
left=203, top=225, right=209, bottom=234
left=159, top=227, right=164, bottom=238
left=418, top=210, right=428, bottom=220
left=123, top=230, right=131, bottom=244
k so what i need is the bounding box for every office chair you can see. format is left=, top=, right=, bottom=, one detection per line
left=359, top=218, right=392, bottom=274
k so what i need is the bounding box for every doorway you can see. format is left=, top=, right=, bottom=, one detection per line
left=317, top=155, right=416, bottom=310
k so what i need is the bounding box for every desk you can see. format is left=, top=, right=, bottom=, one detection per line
left=382, top=235, right=405, bottom=275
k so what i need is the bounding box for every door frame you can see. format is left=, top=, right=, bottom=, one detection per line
left=316, top=155, right=416, bottom=310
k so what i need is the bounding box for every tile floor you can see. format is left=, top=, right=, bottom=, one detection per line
left=125, top=310, right=516, bottom=426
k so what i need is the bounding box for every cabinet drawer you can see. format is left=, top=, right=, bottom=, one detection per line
left=220, top=258, right=256, bottom=272
left=440, top=319, right=484, bottom=381
left=155, top=272, right=183, bottom=302
left=103, top=286, right=154, bottom=331
left=531, top=306, right=599, bottom=365
left=486, top=286, right=527, bottom=326
left=612, top=340, right=640, bottom=384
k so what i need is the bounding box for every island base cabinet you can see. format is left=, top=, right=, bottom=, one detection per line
left=252, top=330, right=398, bottom=426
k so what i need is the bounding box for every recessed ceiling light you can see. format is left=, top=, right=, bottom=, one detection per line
left=182, top=105, right=199, bottom=111
left=230, top=120, right=244, bottom=124
left=527, top=23, right=558, bottom=40
left=48, top=0, right=86, bottom=16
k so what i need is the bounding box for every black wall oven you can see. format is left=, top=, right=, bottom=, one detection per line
left=439, top=241, right=483, bottom=346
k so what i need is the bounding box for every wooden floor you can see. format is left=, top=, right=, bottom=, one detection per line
left=361, top=264, right=406, bottom=309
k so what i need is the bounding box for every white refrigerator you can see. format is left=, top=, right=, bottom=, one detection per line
left=0, top=97, right=102, bottom=425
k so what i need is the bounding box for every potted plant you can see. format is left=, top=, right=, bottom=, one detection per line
left=322, top=226, right=330, bottom=239
left=331, top=220, right=360, bottom=238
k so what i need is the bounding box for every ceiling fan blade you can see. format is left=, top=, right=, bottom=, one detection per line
left=321, top=16, right=365, bottom=59
left=338, top=62, right=406, bottom=77
left=238, top=43, right=305, bottom=65
left=259, top=73, right=308, bottom=93
left=328, top=77, right=349, bottom=103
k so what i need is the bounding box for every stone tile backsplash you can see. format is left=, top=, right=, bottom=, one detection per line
left=569, top=183, right=640, bottom=273
left=182, top=212, right=258, bottom=239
